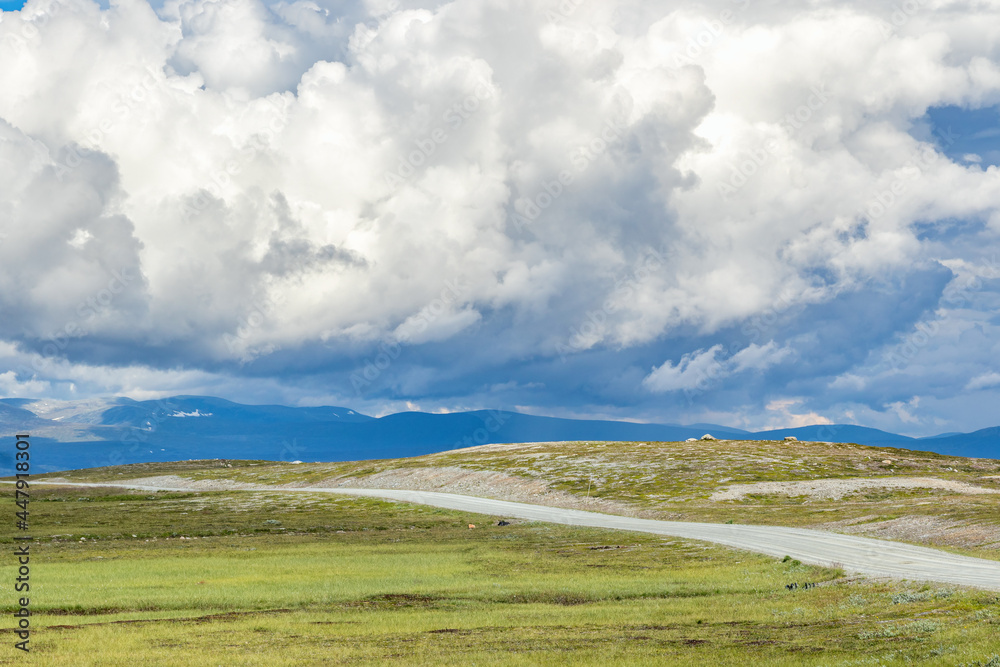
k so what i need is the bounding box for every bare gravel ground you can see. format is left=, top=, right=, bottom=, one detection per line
left=44, top=474, right=269, bottom=491
left=710, top=476, right=1000, bottom=501
left=44, top=468, right=650, bottom=517
left=818, top=514, right=1000, bottom=550
left=305, top=465, right=648, bottom=516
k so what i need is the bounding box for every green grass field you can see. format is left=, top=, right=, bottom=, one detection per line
left=64, top=439, right=1000, bottom=560
left=2, top=480, right=999, bottom=665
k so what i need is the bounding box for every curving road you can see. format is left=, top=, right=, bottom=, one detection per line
left=24, top=481, right=1000, bottom=591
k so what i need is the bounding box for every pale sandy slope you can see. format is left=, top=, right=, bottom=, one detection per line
left=710, top=476, right=1000, bottom=501
left=23, top=480, right=1000, bottom=591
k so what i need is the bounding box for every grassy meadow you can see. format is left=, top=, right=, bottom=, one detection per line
left=69, top=439, right=1000, bottom=560
left=0, top=477, right=999, bottom=665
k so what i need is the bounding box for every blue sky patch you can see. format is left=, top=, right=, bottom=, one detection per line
left=920, top=105, right=1000, bottom=167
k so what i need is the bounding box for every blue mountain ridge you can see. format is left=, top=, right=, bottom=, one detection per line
left=0, top=395, right=995, bottom=474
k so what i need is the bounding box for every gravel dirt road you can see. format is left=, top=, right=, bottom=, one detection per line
left=25, top=481, right=1000, bottom=591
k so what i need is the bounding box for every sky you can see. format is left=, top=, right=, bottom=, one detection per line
left=0, top=0, right=999, bottom=436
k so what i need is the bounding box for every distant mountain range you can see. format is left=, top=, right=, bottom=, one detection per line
left=0, top=395, right=996, bottom=474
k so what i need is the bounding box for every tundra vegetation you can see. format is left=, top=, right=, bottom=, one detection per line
left=139, top=438, right=1000, bottom=559
left=3, top=440, right=999, bottom=665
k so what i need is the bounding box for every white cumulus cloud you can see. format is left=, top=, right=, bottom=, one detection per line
left=0, top=0, right=999, bottom=434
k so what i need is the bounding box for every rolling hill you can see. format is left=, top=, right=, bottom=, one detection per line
left=0, top=395, right=996, bottom=474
